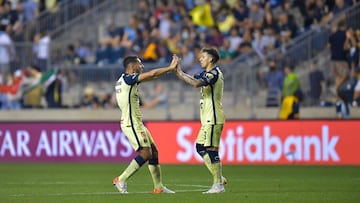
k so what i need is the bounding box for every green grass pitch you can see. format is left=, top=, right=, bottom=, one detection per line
left=0, top=163, right=359, bottom=203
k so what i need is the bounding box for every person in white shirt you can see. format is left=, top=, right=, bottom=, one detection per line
left=0, top=19, right=14, bottom=83
left=33, top=32, right=51, bottom=72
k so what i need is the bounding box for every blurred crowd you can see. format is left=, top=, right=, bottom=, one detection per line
left=0, top=0, right=359, bottom=116
left=38, top=0, right=358, bottom=69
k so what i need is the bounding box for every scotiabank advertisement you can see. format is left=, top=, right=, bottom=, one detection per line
left=0, top=121, right=359, bottom=165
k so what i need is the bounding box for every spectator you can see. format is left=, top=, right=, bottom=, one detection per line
left=153, top=0, right=173, bottom=21
left=262, top=10, right=279, bottom=34
left=313, top=0, right=328, bottom=25
left=345, top=28, right=359, bottom=71
left=265, top=60, right=284, bottom=107
left=136, top=0, right=153, bottom=25
left=179, top=26, right=194, bottom=46
left=33, top=31, right=50, bottom=72
left=252, top=28, right=266, bottom=57
left=184, top=44, right=202, bottom=75
left=109, top=36, right=126, bottom=64
left=216, top=4, right=236, bottom=34
left=142, top=83, right=168, bottom=109
left=165, top=32, right=181, bottom=57
left=336, top=71, right=356, bottom=113
left=327, top=0, right=350, bottom=20
left=232, top=1, right=249, bottom=28
left=0, top=69, right=23, bottom=110
left=0, top=18, right=14, bottom=82
left=336, top=90, right=351, bottom=119
left=227, top=26, right=242, bottom=52
left=303, top=0, right=318, bottom=30
left=22, top=65, right=43, bottom=108
left=64, top=44, right=84, bottom=65
left=95, top=39, right=111, bottom=66
left=79, top=86, right=100, bottom=109
left=2, top=1, right=18, bottom=26
left=248, top=2, right=265, bottom=29
left=158, top=10, right=172, bottom=40
left=278, top=12, right=298, bottom=39
left=74, top=40, right=93, bottom=64
left=235, top=29, right=253, bottom=57
left=282, top=64, right=301, bottom=98
left=206, top=26, right=224, bottom=47
left=279, top=88, right=303, bottom=120
left=352, top=66, right=360, bottom=107
left=328, top=20, right=349, bottom=89
left=308, top=61, right=326, bottom=106
left=351, top=30, right=360, bottom=104
left=104, top=22, right=123, bottom=41
left=75, top=0, right=91, bottom=11
left=219, top=38, right=236, bottom=63
left=179, top=45, right=195, bottom=70
left=44, top=71, right=62, bottom=108
left=22, top=0, right=38, bottom=23
left=123, top=15, right=139, bottom=43
left=141, top=27, right=165, bottom=62
left=100, top=92, right=116, bottom=109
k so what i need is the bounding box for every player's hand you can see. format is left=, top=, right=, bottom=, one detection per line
left=169, top=54, right=179, bottom=70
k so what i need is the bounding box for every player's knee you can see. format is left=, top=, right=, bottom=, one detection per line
left=134, top=155, right=146, bottom=167
left=148, top=158, right=159, bottom=165
left=138, top=147, right=152, bottom=161
left=207, top=150, right=220, bottom=163
left=151, top=144, right=158, bottom=158
left=196, top=144, right=206, bottom=157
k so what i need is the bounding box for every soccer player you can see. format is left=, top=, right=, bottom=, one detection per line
left=113, top=55, right=179, bottom=194
left=175, top=47, right=227, bottom=193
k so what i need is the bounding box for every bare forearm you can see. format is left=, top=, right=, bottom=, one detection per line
left=139, top=66, right=173, bottom=82
left=176, top=70, right=204, bottom=87
left=149, top=66, right=173, bottom=77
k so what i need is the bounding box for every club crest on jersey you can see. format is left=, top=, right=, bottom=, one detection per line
left=140, top=131, right=148, bottom=143
left=206, top=73, right=214, bottom=79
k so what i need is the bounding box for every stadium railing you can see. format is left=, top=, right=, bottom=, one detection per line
left=24, top=0, right=129, bottom=37
left=21, top=0, right=136, bottom=55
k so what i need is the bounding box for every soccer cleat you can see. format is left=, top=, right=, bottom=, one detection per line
left=202, top=184, right=225, bottom=194
left=153, top=186, right=175, bottom=194
left=113, top=177, right=128, bottom=194
left=221, top=176, right=227, bottom=185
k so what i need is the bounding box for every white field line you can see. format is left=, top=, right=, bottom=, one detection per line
left=8, top=184, right=209, bottom=197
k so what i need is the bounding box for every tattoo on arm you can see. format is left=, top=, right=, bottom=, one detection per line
left=178, top=71, right=207, bottom=87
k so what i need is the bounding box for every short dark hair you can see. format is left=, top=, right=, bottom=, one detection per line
left=123, top=56, right=139, bottom=70
left=201, top=47, right=220, bottom=64
left=29, top=64, right=41, bottom=72
left=338, top=20, right=346, bottom=28
left=284, top=63, right=295, bottom=71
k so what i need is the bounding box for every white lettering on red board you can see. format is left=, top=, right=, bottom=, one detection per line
left=0, top=130, right=133, bottom=157
left=176, top=125, right=339, bottom=163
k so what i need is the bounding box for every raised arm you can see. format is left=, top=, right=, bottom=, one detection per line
left=175, top=63, right=207, bottom=88
left=138, top=55, right=179, bottom=82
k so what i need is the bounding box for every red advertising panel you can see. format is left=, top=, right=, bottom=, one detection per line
left=1, top=121, right=359, bottom=165
left=148, top=120, right=360, bottom=165
left=0, top=122, right=136, bottom=162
